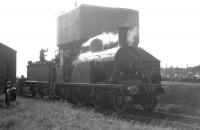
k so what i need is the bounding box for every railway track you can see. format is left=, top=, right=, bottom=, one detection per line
left=97, top=109, right=200, bottom=130
left=21, top=94, right=200, bottom=130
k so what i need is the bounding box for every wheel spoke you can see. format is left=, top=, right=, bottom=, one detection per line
left=113, top=90, right=126, bottom=113
left=75, top=87, right=89, bottom=106
left=94, top=90, right=103, bottom=109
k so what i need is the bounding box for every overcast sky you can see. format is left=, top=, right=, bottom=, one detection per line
left=0, top=0, right=200, bottom=76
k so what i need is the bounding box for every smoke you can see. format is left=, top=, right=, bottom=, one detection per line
left=123, top=13, right=139, bottom=47
left=127, top=26, right=139, bottom=48
left=81, top=26, right=139, bottom=54
left=82, top=32, right=118, bottom=47
left=78, top=26, right=139, bottom=60
left=79, top=32, right=119, bottom=59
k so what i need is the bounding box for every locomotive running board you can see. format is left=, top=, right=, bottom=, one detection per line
left=55, top=82, right=126, bottom=88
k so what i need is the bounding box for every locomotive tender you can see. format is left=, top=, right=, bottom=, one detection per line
left=24, top=4, right=164, bottom=112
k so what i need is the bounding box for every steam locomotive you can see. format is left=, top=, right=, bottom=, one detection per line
left=22, top=4, right=164, bottom=112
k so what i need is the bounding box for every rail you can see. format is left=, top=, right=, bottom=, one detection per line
left=98, top=109, right=200, bottom=130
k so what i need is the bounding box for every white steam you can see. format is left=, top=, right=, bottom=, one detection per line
left=127, top=26, right=139, bottom=48
left=82, top=32, right=118, bottom=47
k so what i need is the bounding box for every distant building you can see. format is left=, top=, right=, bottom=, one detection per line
left=161, top=66, right=200, bottom=82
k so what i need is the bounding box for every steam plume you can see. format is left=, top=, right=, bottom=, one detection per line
left=82, top=32, right=118, bottom=47
left=127, top=26, right=139, bottom=48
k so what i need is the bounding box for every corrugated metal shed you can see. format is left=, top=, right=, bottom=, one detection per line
left=0, top=43, right=16, bottom=94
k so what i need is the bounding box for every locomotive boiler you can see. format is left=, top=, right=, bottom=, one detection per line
left=23, top=4, right=164, bottom=112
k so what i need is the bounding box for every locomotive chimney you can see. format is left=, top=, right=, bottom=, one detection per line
left=118, top=27, right=129, bottom=47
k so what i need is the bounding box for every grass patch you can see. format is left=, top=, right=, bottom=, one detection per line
left=157, top=81, right=200, bottom=116
left=0, top=96, right=177, bottom=130
left=0, top=117, right=21, bottom=130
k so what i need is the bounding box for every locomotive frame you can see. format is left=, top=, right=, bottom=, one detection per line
left=24, top=78, right=163, bottom=112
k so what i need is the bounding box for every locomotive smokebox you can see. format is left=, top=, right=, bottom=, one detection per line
left=118, top=27, right=129, bottom=47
